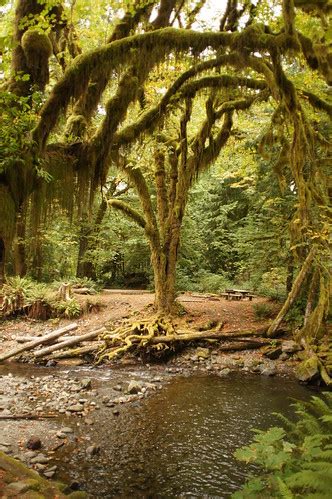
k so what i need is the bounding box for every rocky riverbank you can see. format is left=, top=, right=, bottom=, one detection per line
left=0, top=338, right=301, bottom=481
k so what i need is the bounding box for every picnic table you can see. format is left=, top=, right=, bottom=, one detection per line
left=220, top=289, right=255, bottom=301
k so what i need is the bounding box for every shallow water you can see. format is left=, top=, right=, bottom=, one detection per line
left=59, top=372, right=312, bottom=498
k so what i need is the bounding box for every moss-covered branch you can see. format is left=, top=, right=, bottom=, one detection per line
left=300, top=90, right=332, bottom=117
left=179, top=74, right=267, bottom=98
left=33, top=26, right=297, bottom=148
left=108, top=199, right=146, bottom=228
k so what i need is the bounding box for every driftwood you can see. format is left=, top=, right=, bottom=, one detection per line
left=0, top=323, right=78, bottom=362
left=49, top=343, right=102, bottom=359
left=34, top=327, right=106, bottom=358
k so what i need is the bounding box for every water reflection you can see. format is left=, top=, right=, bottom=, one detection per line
left=66, top=373, right=312, bottom=498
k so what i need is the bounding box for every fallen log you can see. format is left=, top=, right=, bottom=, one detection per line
left=0, top=414, right=57, bottom=420
left=34, top=327, right=106, bottom=358
left=150, top=329, right=268, bottom=343
left=0, top=323, right=78, bottom=362
left=72, top=287, right=92, bottom=295
left=49, top=342, right=103, bottom=359
left=14, top=335, right=78, bottom=344
left=219, top=340, right=271, bottom=351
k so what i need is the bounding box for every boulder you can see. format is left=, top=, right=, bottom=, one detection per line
left=282, top=340, right=302, bottom=354
left=26, top=437, right=42, bottom=451
left=196, top=348, right=210, bottom=360
left=263, top=346, right=282, bottom=360
left=126, top=380, right=144, bottom=394
left=296, top=357, right=319, bottom=382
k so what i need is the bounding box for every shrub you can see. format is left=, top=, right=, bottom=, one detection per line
left=233, top=392, right=332, bottom=498
left=195, top=272, right=232, bottom=293
left=52, top=298, right=81, bottom=318
left=253, top=302, right=276, bottom=320
left=0, top=277, right=51, bottom=318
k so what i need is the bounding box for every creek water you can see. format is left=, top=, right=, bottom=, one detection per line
left=56, top=372, right=312, bottom=498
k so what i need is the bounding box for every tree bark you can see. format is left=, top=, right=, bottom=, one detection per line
left=151, top=230, right=179, bottom=315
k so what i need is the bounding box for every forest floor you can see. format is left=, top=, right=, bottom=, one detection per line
left=0, top=290, right=279, bottom=355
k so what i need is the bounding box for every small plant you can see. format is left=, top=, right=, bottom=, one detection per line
left=253, top=302, right=276, bottom=320
left=53, top=298, right=81, bottom=318
left=0, top=277, right=50, bottom=317
left=233, top=392, right=332, bottom=498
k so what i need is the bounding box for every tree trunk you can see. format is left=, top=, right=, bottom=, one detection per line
left=267, top=247, right=316, bottom=337
left=151, top=228, right=180, bottom=315
left=76, top=222, right=93, bottom=278
left=76, top=199, right=108, bottom=279
left=0, top=238, right=5, bottom=285
left=13, top=209, right=27, bottom=277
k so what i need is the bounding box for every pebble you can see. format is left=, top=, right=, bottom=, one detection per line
left=44, top=470, right=56, bottom=478
left=30, top=454, right=50, bottom=464
left=61, top=427, right=74, bottom=434
left=86, top=445, right=100, bottom=456
left=67, top=404, right=84, bottom=412
left=56, top=432, right=67, bottom=439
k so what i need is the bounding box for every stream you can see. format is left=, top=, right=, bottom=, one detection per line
left=0, top=365, right=314, bottom=498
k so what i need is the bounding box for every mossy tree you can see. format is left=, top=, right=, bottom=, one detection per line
left=0, top=1, right=331, bottom=364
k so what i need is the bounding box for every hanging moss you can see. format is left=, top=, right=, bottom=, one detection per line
left=21, top=29, right=53, bottom=90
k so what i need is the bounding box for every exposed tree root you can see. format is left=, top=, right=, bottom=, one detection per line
left=96, top=318, right=270, bottom=364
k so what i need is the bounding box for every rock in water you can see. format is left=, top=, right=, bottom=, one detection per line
left=26, top=437, right=42, bottom=450
left=126, top=380, right=143, bottom=394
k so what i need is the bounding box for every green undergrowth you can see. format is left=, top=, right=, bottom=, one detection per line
left=0, top=276, right=85, bottom=319
left=233, top=392, right=332, bottom=498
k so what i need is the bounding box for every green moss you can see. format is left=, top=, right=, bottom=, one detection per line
left=21, top=30, right=53, bottom=58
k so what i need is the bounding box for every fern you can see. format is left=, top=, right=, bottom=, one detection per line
left=233, top=393, right=332, bottom=498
